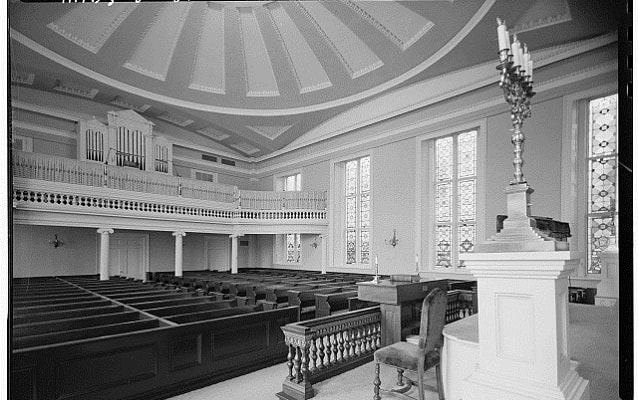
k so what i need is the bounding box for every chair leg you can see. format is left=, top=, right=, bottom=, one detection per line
left=417, top=365, right=425, bottom=400
left=397, top=368, right=404, bottom=386
left=373, top=362, right=381, bottom=400
left=436, top=364, right=445, bottom=400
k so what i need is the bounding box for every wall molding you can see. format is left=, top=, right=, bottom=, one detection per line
left=12, top=121, right=77, bottom=140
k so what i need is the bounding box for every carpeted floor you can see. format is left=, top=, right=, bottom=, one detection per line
left=168, top=303, right=618, bottom=400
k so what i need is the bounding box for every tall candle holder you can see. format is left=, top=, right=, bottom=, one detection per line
left=372, top=255, right=380, bottom=284
left=474, top=19, right=563, bottom=253
left=496, top=19, right=535, bottom=185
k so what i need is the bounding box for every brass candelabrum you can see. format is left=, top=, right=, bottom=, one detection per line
left=496, top=22, right=535, bottom=185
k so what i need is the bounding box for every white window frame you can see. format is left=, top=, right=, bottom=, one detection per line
left=559, top=83, right=617, bottom=278
left=584, top=93, right=619, bottom=275
left=273, top=171, right=303, bottom=265
left=191, top=169, right=218, bottom=183
left=417, top=120, right=486, bottom=275
left=329, top=152, right=373, bottom=271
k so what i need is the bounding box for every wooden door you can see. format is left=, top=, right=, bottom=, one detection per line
left=205, top=236, right=229, bottom=271
left=108, top=234, right=148, bottom=280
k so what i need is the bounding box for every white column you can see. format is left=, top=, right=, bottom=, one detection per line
left=229, top=235, right=239, bottom=274
left=320, top=234, right=327, bottom=274
left=460, top=251, right=590, bottom=400
left=97, top=228, right=114, bottom=281
left=173, top=231, right=186, bottom=277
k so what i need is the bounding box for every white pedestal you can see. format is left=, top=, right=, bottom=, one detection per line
left=460, top=251, right=590, bottom=400
left=594, top=245, right=618, bottom=307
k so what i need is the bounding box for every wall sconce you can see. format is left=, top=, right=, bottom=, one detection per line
left=49, top=234, right=64, bottom=249
left=311, top=240, right=318, bottom=249
left=385, top=229, right=399, bottom=247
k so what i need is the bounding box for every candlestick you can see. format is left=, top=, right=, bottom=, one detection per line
left=496, top=19, right=535, bottom=185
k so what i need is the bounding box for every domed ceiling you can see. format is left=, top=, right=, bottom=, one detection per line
left=9, top=0, right=617, bottom=158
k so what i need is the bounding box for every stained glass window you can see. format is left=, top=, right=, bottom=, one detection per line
left=587, top=94, right=618, bottom=274
left=434, top=130, right=477, bottom=268
left=285, top=233, right=301, bottom=263
left=277, top=173, right=302, bottom=263
left=345, top=156, right=371, bottom=267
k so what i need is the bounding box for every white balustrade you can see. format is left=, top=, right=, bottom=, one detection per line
left=12, top=151, right=328, bottom=223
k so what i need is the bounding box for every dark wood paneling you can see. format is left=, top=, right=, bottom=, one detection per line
left=170, top=334, right=202, bottom=371
left=55, top=344, right=158, bottom=399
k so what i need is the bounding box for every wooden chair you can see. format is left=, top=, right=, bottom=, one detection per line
left=373, top=287, right=446, bottom=400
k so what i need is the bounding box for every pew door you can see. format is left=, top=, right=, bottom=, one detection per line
left=109, top=233, right=149, bottom=281
left=205, top=235, right=229, bottom=271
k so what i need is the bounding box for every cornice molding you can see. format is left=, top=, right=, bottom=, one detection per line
left=12, top=121, right=77, bottom=139
left=252, top=60, right=617, bottom=177
left=259, top=32, right=618, bottom=162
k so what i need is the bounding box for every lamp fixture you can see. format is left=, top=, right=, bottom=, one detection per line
left=311, top=239, right=318, bottom=249
left=49, top=234, right=64, bottom=249
left=385, top=229, right=399, bottom=247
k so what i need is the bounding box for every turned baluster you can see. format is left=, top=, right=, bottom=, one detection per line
left=317, top=335, right=325, bottom=369
left=324, top=334, right=333, bottom=366
left=365, top=324, right=372, bottom=352
left=338, top=330, right=345, bottom=362
left=310, top=337, right=318, bottom=372
left=343, top=330, right=351, bottom=361
left=331, top=333, right=339, bottom=362
left=300, top=342, right=310, bottom=383
left=354, top=327, right=362, bottom=356
left=294, top=345, right=302, bottom=383
left=286, top=344, right=294, bottom=381
left=376, top=321, right=382, bottom=348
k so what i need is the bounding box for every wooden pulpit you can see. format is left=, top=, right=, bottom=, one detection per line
left=357, top=278, right=448, bottom=346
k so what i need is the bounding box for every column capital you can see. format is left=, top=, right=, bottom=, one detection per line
left=97, top=228, right=114, bottom=235
left=172, top=231, right=187, bottom=237
left=229, top=234, right=243, bottom=239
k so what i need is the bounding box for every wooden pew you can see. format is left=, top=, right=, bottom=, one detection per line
left=12, top=319, right=160, bottom=350
left=13, top=304, right=126, bottom=325
left=314, top=291, right=360, bottom=317
left=13, top=311, right=141, bottom=337
left=166, top=305, right=260, bottom=323
left=143, top=299, right=237, bottom=317
left=13, top=299, right=113, bottom=314
left=287, top=287, right=352, bottom=320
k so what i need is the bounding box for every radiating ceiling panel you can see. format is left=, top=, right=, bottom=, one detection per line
left=237, top=7, right=280, bottom=97
left=124, top=3, right=192, bottom=81
left=246, top=124, right=293, bottom=140
left=190, top=4, right=226, bottom=94
left=265, top=3, right=331, bottom=94
left=230, top=142, right=260, bottom=155
left=296, top=2, right=383, bottom=79
left=47, top=3, right=137, bottom=54
left=197, top=127, right=230, bottom=141
left=341, top=0, right=434, bottom=51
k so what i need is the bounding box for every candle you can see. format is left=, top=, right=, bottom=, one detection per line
left=511, top=38, right=521, bottom=67
left=416, top=253, right=419, bottom=265
left=528, top=59, right=534, bottom=81
left=497, top=18, right=508, bottom=51
left=522, top=45, right=530, bottom=74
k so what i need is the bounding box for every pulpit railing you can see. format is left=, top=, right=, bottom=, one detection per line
left=277, top=306, right=381, bottom=400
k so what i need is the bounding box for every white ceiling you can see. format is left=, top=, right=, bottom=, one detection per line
left=9, top=0, right=617, bottom=158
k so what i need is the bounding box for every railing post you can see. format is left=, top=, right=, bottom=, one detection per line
left=278, top=327, right=315, bottom=400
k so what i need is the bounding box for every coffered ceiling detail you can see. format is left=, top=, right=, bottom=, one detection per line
left=265, top=2, right=331, bottom=94
left=295, top=1, right=383, bottom=79
left=9, top=0, right=616, bottom=158
left=123, top=3, right=192, bottom=81
left=238, top=7, right=280, bottom=97
left=47, top=3, right=137, bottom=54
left=341, top=0, right=434, bottom=51
left=190, top=4, right=226, bottom=95
left=246, top=124, right=294, bottom=140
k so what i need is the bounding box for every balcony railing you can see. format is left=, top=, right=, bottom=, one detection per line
left=12, top=151, right=327, bottom=214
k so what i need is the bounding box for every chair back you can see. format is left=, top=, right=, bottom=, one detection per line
left=418, top=288, right=447, bottom=353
